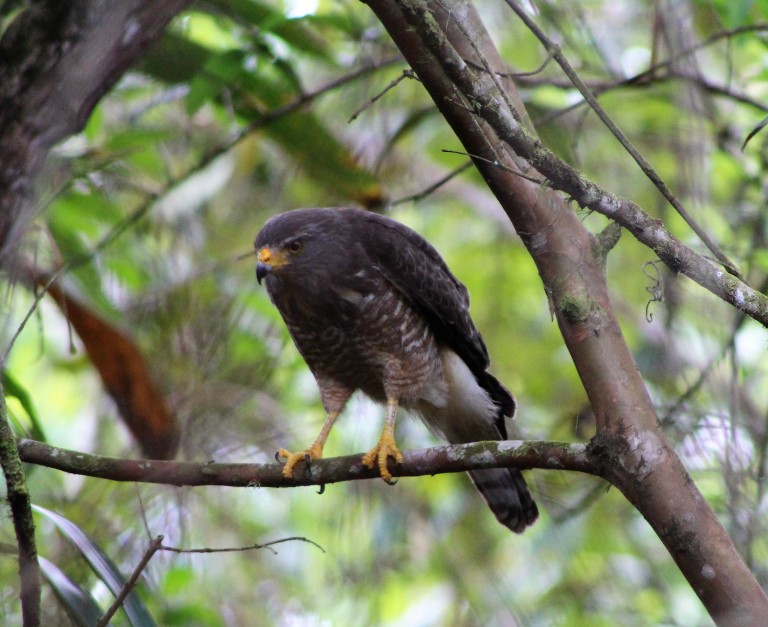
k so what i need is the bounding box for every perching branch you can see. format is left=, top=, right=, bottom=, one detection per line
left=16, top=438, right=596, bottom=486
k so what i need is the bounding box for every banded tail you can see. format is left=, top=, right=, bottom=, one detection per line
left=417, top=349, right=538, bottom=533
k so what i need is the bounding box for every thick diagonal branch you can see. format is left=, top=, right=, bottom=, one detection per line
left=364, top=0, right=768, bottom=623
left=384, top=0, right=768, bottom=328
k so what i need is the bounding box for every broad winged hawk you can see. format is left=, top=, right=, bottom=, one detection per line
left=255, top=207, right=538, bottom=533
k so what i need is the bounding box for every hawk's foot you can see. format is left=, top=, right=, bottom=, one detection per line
left=276, top=444, right=323, bottom=478
left=362, top=432, right=403, bottom=484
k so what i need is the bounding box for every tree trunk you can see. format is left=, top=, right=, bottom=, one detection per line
left=0, top=3, right=190, bottom=624
left=363, top=0, right=768, bottom=623
left=0, top=0, right=191, bottom=263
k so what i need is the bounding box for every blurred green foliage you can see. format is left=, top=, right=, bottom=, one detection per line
left=3, top=0, right=768, bottom=624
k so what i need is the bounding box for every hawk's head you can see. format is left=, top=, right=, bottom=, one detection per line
left=254, top=208, right=350, bottom=286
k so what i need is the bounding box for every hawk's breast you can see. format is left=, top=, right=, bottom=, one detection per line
left=281, top=277, right=444, bottom=405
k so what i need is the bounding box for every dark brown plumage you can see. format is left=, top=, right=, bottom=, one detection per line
left=255, top=207, right=538, bottom=533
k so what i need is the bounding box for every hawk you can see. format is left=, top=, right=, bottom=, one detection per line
left=255, top=207, right=538, bottom=533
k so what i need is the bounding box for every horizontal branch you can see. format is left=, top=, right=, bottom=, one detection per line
left=17, top=439, right=596, bottom=487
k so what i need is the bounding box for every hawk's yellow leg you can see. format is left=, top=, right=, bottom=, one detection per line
left=362, top=398, right=403, bottom=484
left=277, top=410, right=339, bottom=478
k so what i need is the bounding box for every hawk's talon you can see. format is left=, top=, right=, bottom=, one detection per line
left=277, top=445, right=323, bottom=478
left=362, top=433, right=403, bottom=484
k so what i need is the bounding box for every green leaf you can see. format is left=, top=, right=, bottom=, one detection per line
left=206, top=0, right=332, bottom=59
left=39, top=556, right=103, bottom=627
left=33, top=505, right=157, bottom=627
left=141, top=32, right=382, bottom=204
left=2, top=371, right=46, bottom=442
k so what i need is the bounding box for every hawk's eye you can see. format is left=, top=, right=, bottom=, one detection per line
left=287, top=239, right=304, bottom=254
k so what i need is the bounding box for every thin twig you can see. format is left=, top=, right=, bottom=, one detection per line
left=348, top=69, right=418, bottom=122
left=160, top=536, right=325, bottom=555
left=503, top=0, right=742, bottom=278
left=465, top=44, right=557, bottom=78
left=499, top=48, right=557, bottom=78
left=549, top=480, right=610, bottom=524
left=531, top=71, right=768, bottom=129
left=135, top=487, right=153, bottom=541
left=391, top=161, right=473, bottom=205
left=508, top=23, right=768, bottom=128
left=441, top=149, right=546, bottom=184
left=96, top=535, right=164, bottom=627
left=258, top=56, right=403, bottom=123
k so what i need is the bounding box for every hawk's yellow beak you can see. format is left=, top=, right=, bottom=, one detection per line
left=256, top=247, right=288, bottom=284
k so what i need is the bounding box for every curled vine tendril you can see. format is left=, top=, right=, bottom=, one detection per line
left=643, top=261, right=664, bottom=322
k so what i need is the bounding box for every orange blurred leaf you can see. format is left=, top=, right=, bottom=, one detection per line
left=41, top=278, right=179, bottom=460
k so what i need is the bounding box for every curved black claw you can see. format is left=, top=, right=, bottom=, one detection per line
left=274, top=450, right=283, bottom=464
left=316, top=484, right=325, bottom=495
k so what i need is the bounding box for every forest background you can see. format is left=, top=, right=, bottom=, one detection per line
left=2, top=0, right=768, bottom=625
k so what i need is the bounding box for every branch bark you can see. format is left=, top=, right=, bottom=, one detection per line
left=16, top=438, right=595, bottom=486
left=0, top=3, right=190, bottom=625
left=373, top=1, right=768, bottom=328
left=363, top=0, right=768, bottom=624
left=0, top=0, right=191, bottom=263
left=0, top=393, right=39, bottom=626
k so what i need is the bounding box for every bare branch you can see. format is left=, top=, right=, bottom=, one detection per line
left=441, top=149, right=547, bottom=184
left=16, top=438, right=596, bottom=486
left=96, top=535, right=164, bottom=627
left=391, top=160, right=474, bottom=205
left=389, top=0, right=768, bottom=327
left=521, top=25, right=768, bottom=127
left=159, top=536, right=326, bottom=555
left=348, top=68, right=419, bottom=122
left=503, top=0, right=741, bottom=277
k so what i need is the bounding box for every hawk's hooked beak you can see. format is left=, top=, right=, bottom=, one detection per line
left=256, top=247, right=287, bottom=284
left=256, top=261, right=269, bottom=284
